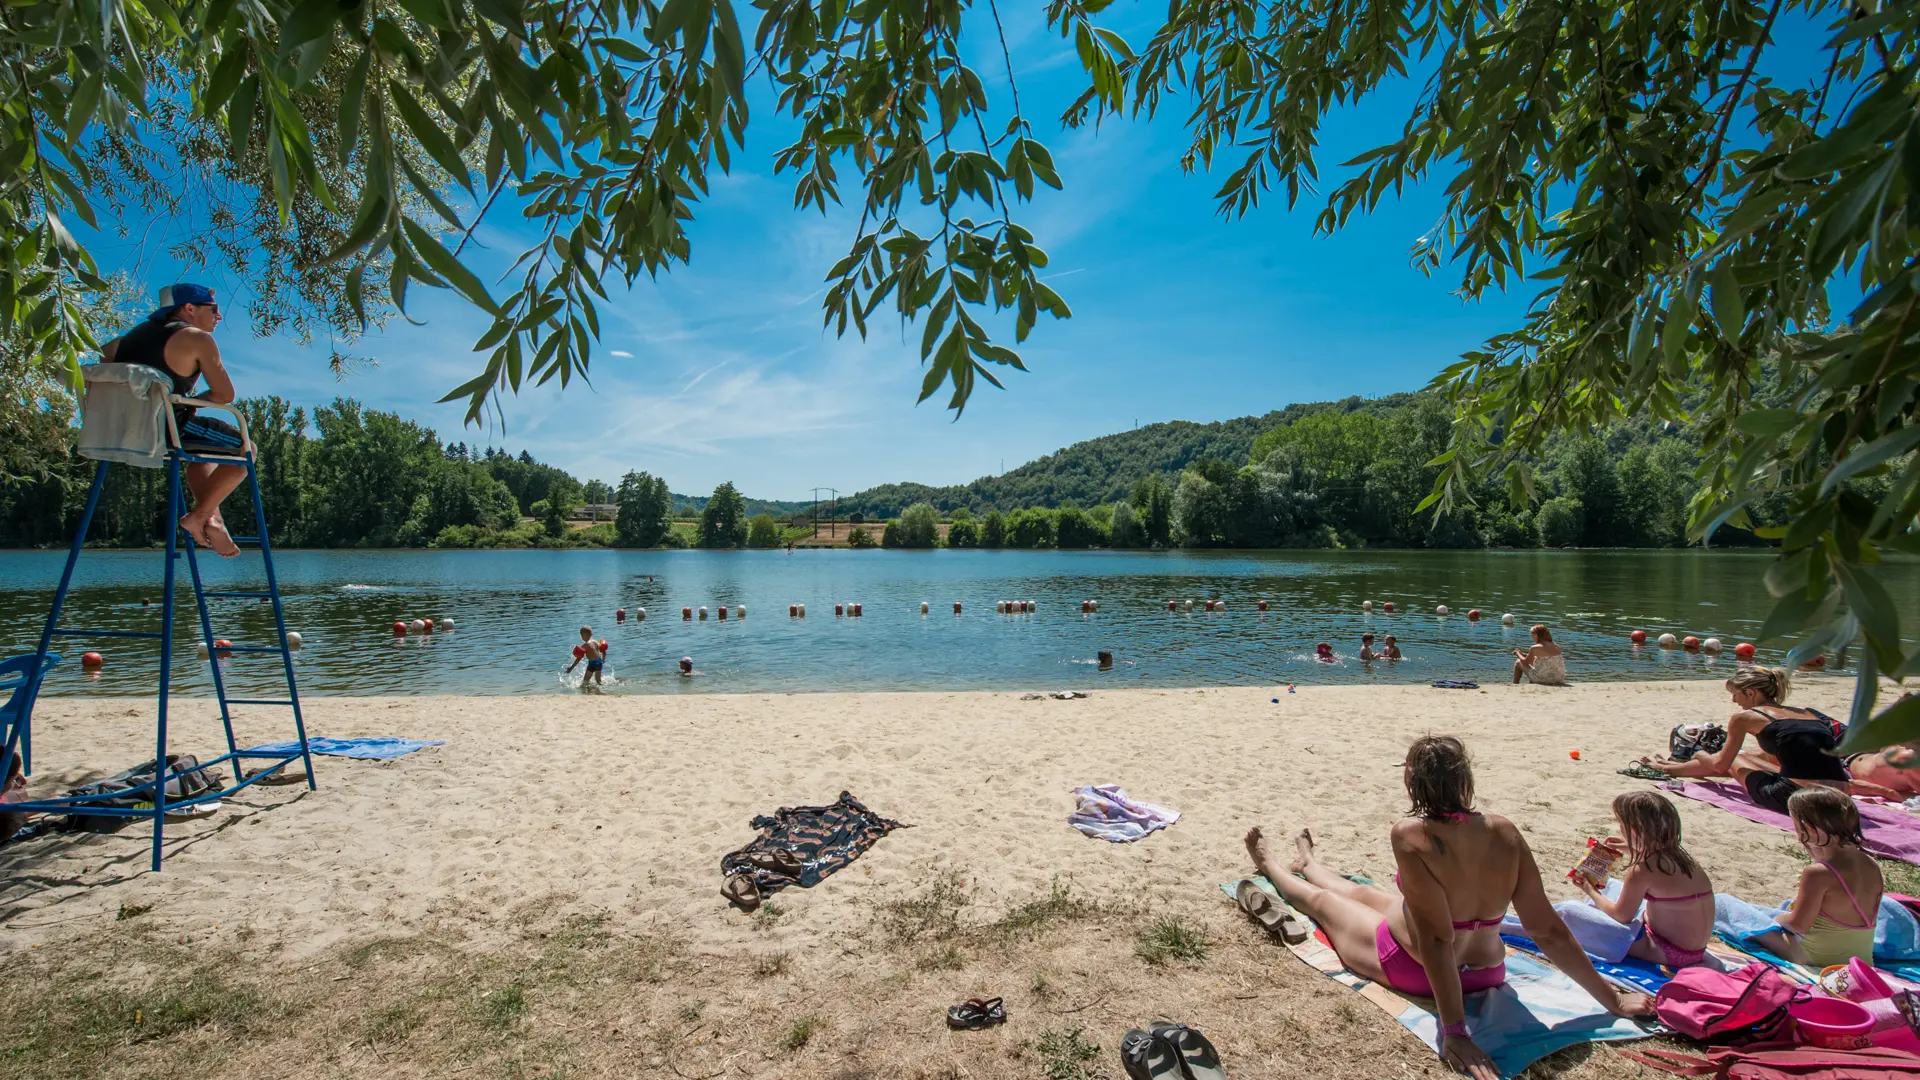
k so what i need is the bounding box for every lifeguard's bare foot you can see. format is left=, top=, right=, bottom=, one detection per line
left=178, top=516, right=212, bottom=549
left=1292, top=828, right=1316, bottom=875
left=199, top=517, right=241, bottom=558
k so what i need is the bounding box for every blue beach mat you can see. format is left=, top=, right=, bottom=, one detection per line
left=1498, top=932, right=1672, bottom=995
left=1714, top=892, right=1920, bottom=984
left=1221, top=876, right=1649, bottom=1077
left=247, top=737, right=444, bottom=760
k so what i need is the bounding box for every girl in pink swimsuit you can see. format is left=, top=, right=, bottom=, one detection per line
left=1245, top=736, right=1651, bottom=1080
left=1574, top=791, right=1716, bottom=969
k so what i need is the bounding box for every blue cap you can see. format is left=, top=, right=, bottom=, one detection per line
left=151, top=282, right=216, bottom=321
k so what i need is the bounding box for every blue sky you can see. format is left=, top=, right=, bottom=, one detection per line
left=100, top=9, right=1559, bottom=500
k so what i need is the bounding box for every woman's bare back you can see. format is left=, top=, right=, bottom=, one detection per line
left=1390, top=813, right=1523, bottom=970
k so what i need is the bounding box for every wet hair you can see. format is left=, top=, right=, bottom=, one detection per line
left=1383, top=634, right=1397, bottom=643
left=1404, top=735, right=1475, bottom=820
left=1788, top=787, right=1865, bottom=848
left=579, top=626, right=593, bottom=638
left=1726, top=666, right=1791, bottom=704
left=1612, top=791, right=1698, bottom=878
left=1362, top=633, right=1375, bottom=643
left=1531, top=624, right=1552, bottom=642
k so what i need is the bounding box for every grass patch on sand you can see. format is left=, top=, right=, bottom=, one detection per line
left=1884, top=859, right=1920, bottom=897
left=475, top=983, right=528, bottom=1031
left=1033, top=1026, right=1108, bottom=1080
left=987, top=877, right=1099, bottom=939
left=879, top=870, right=971, bottom=944
left=783, top=1014, right=819, bottom=1051
left=1134, top=916, right=1210, bottom=966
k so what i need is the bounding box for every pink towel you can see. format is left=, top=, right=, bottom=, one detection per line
left=1665, top=781, right=1920, bottom=864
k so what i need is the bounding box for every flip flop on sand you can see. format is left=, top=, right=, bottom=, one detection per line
left=1618, top=761, right=1670, bottom=781
left=1235, top=879, right=1308, bottom=944
left=720, top=874, right=761, bottom=913
left=945, top=997, right=1007, bottom=1030
left=1152, top=1023, right=1228, bottom=1080
left=1120, top=1027, right=1183, bottom=1080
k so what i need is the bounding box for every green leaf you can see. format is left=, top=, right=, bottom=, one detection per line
left=278, top=0, right=342, bottom=53
left=401, top=217, right=500, bottom=314
left=203, top=44, right=250, bottom=113
left=389, top=83, right=473, bottom=192
left=227, top=74, right=258, bottom=161
left=1733, top=409, right=1802, bottom=438
left=337, top=50, right=370, bottom=164
left=1838, top=690, right=1920, bottom=756
left=1710, top=263, right=1743, bottom=334
left=1821, top=426, right=1920, bottom=496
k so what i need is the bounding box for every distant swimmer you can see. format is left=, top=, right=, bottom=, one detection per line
left=1315, top=642, right=1335, bottom=663
left=1380, top=634, right=1402, bottom=660
left=1359, top=632, right=1378, bottom=661
left=679, top=656, right=694, bottom=676
left=565, top=625, right=605, bottom=688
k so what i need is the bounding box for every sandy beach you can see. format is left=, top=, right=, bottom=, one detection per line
left=0, top=679, right=1872, bottom=1078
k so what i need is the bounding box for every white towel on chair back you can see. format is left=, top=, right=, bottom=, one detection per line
left=77, top=363, right=172, bottom=467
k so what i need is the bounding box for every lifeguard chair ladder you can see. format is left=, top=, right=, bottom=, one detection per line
left=2, top=378, right=316, bottom=871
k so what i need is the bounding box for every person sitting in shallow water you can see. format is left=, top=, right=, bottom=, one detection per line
left=1512, top=624, right=1566, bottom=685
left=1360, top=633, right=1379, bottom=661
left=1245, top=736, right=1650, bottom=1080
left=1380, top=634, right=1402, bottom=660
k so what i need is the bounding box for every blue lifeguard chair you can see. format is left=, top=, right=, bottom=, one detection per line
left=0, top=368, right=316, bottom=870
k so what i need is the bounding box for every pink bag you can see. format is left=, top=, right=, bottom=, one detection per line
left=1655, top=962, right=1804, bottom=1046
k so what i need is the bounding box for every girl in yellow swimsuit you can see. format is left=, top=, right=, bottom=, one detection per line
left=1755, top=786, right=1883, bottom=968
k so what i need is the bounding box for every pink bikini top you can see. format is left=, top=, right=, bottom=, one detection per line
left=1401, top=810, right=1506, bottom=930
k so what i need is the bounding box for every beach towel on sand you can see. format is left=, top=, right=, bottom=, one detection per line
left=1219, top=876, right=1649, bottom=1077
left=1664, top=781, right=1920, bottom=864
left=1068, top=785, right=1179, bottom=842
left=246, top=737, right=443, bottom=760
left=1714, top=892, right=1920, bottom=983
left=721, top=791, right=904, bottom=897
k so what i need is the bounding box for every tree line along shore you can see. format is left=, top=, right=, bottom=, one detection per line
left=1, top=387, right=1821, bottom=552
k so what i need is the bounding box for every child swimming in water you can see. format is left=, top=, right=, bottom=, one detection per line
left=1380, top=634, right=1402, bottom=660
left=1315, top=642, right=1335, bottom=662
left=1359, top=633, right=1378, bottom=661
left=1573, top=791, right=1715, bottom=969
left=565, top=626, right=605, bottom=687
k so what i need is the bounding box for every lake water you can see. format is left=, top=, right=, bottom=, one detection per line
left=2, top=549, right=1913, bottom=697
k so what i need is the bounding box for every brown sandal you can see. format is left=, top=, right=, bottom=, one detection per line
left=721, top=874, right=762, bottom=912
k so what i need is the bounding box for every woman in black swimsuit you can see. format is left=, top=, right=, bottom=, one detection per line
left=1643, top=667, right=1851, bottom=813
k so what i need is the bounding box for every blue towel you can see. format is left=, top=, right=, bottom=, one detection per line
left=247, top=737, right=444, bottom=760
left=1399, top=952, right=1650, bottom=1077
left=1500, top=932, right=1671, bottom=995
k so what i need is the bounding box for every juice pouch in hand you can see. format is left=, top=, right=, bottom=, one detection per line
left=1569, top=837, right=1619, bottom=888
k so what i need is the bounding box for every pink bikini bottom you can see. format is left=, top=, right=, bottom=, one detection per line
left=1374, top=920, right=1508, bottom=997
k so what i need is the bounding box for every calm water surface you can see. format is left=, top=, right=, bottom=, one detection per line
left=2, top=549, right=1914, bottom=696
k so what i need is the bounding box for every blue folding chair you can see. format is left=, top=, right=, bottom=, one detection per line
left=0, top=652, right=58, bottom=780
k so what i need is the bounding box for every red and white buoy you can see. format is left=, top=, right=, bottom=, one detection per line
left=1630, top=630, right=1647, bottom=645
left=717, top=606, right=728, bottom=620
left=392, top=620, right=407, bottom=636
left=1467, top=609, right=1481, bottom=621
left=682, top=607, right=693, bottom=620
left=82, top=651, right=104, bottom=669
left=836, top=604, right=845, bottom=617
left=1383, top=602, right=1395, bottom=613
left=1258, top=600, right=1269, bottom=612
left=953, top=601, right=962, bottom=614
left=790, top=604, right=799, bottom=617
left=1735, top=642, right=1756, bottom=660
left=1682, top=635, right=1701, bottom=652
left=616, top=608, right=627, bottom=622
left=421, top=617, right=435, bottom=633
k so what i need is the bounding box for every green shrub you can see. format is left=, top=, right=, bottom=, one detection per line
left=895, top=502, right=940, bottom=547
left=747, top=513, right=781, bottom=547
left=1536, top=496, right=1585, bottom=547
left=946, top=518, right=980, bottom=547
left=847, top=526, right=876, bottom=548
left=981, top=510, right=1006, bottom=547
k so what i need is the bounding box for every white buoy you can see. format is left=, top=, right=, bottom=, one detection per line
left=1363, top=600, right=1373, bottom=611
left=1436, top=605, right=1449, bottom=616
left=410, top=619, right=425, bottom=633
left=196, top=641, right=210, bottom=659
left=797, top=604, right=806, bottom=617
left=1658, top=633, right=1678, bottom=647
left=1501, top=613, right=1515, bottom=626
left=1184, top=599, right=1194, bottom=611
left=699, top=606, right=708, bottom=619
left=631, top=610, right=641, bottom=622
left=286, top=631, right=303, bottom=650
left=440, top=616, right=455, bottom=630
left=1702, top=637, right=1723, bottom=653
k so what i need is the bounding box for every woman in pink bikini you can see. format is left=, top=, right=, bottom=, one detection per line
left=1245, top=736, right=1651, bottom=1080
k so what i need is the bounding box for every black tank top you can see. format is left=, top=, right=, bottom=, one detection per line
left=113, top=318, right=200, bottom=420
left=1754, top=707, right=1850, bottom=782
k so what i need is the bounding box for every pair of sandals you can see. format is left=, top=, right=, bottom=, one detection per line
left=721, top=849, right=807, bottom=912
left=1233, top=879, right=1309, bottom=944
left=945, top=997, right=1007, bottom=1030
left=1122, top=1022, right=1227, bottom=1079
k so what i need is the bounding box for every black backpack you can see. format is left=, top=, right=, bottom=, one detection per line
left=1670, top=723, right=1728, bottom=762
